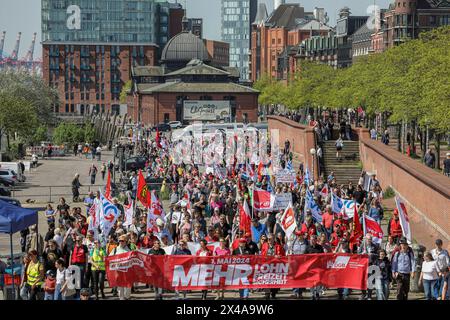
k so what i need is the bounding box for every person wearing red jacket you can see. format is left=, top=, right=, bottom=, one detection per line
left=300, top=215, right=317, bottom=239
left=261, top=234, right=285, bottom=299
left=387, top=209, right=403, bottom=244
left=333, top=213, right=348, bottom=233
left=321, top=206, right=334, bottom=239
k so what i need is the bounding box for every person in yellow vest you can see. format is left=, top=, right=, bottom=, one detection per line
left=90, top=239, right=106, bottom=300
left=26, top=250, right=45, bottom=300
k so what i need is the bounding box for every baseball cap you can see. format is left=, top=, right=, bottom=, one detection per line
left=239, top=238, right=247, bottom=243
left=399, top=237, right=408, bottom=245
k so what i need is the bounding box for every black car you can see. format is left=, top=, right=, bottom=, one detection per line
left=0, top=185, right=11, bottom=197
left=152, top=123, right=171, bottom=132
left=0, top=177, right=14, bottom=187
left=124, top=156, right=148, bottom=172
left=145, top=177, right=174, bottom=192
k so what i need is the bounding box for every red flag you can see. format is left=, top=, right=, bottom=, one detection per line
left=104, top=170, right=112, bottom=200
left=395, top=196, right=412, bottom=243
left=239, top=199, right=252, bottom=236
left=280, top=202, right=297, bottom=239
left=257, top=162, right=264, bottom=181
left=349, top=204, right=363, bottom=248
left=137, top=170, right=151, bottom=208
left=364, top=215, right=384, bottom=245
left=320, top=184, right=329, bottom=198
left=155, top=128, right=162, bottom=148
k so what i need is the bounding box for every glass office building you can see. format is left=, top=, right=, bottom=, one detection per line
left=221, top=0, right=257, bottom=82
left=42, top=0, right=175, bottom=48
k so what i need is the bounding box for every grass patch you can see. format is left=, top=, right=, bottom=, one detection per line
left=357, top=161, right=363, bottom=169
left=384, top=186, right=396, bottom=199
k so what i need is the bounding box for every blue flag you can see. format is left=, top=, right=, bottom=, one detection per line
left=286, top=160, right=293, bottom=171
left=305, top=190, right=322, bottom=223
left=304, top=168, right=310, bottom=186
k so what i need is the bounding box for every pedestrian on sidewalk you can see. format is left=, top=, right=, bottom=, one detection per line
left=101, top=162, right=107, bottom=181
left=443, top=153, right=450, bottom=177
left=424, top=149, right=436, bottom=168
left=392, top=238, right=415, bottom=300
left=72, top=173, right=82, bottom=202
left=381, top=130, right=390, bottom=145
left=89, top=164, right=98, bottom=185
left=420, top=251, right=439, bottom=300
left=335, top=137, right=344, bottom=161
left=96, top=145, right=102, bottom=161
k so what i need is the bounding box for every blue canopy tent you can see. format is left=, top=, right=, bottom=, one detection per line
left=0, top=199, right=38, bottom=299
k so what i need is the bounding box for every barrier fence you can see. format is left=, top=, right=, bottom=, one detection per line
left=10, top=183, right=165, bottom=203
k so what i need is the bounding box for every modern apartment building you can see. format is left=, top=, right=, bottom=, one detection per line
left=221, top=0, right=258, bottom=83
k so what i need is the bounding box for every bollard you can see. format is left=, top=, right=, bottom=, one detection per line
left=49, top=186, right=52, bottom=203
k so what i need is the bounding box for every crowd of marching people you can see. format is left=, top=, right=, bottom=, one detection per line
left=12, top=127, right=450, bottom=301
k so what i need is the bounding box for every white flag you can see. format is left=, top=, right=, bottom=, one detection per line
left=280, top=202, right=297, bottom=240
left=123, top=200, right=134, bottom=227
left=395, top=196, right=412, bottom=244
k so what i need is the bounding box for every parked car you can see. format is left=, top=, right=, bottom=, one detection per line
left=168, top=121, right=182, bottom=129
left=152, top=123, right=171, bottom=132
left=0, top=169, right=17, bottom=186
left=0, top=185, right=11, bottom=197
left=124, top=156, right=148, bottom=172
left=0, top=196, right=21, bottom=207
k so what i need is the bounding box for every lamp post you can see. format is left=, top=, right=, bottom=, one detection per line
left=310, top=148, right=316, bottom=181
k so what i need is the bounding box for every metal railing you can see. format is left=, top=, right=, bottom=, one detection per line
left=10, top=182, right=166, bottom=203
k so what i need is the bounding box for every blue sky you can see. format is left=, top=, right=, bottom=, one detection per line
left=0, top=0, right=392, bottom=59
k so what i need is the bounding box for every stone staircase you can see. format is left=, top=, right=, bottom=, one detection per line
left=322, top=139, right=362, bottom=185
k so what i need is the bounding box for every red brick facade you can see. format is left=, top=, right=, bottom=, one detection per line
left=43, top=43, right=157, bottom=114
left=129, top=93, right=258, bottom=126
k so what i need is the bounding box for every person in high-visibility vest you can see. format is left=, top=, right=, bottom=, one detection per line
left=26, top=250, right=45, bottom=300
left=90, top=240, right=106, bottom=300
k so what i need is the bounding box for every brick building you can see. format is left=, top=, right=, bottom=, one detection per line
left=43, top=42, right=157, bottom=115
left=128, top=30, right=258, bottom=125
left=203, top=40, right=230, bottom=68
left=384, top=0, right=450, bottom=49
left=41, top=0, right=183, bottom=115
left=250, top=4, right=330, bottom=82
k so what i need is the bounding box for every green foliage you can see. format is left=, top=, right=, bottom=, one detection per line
left=253, top=26, right=450, bottom=135
left=32, top=125, right=49, bottom=144
left=0, top=69, right=58, bottom=124
left=84, top=122, right=96, bottom=143
left=52, top=123, right=84, bottom=147
left=0, top=92, right=39, bottom=138
left=120, top=80, right=133, bottom=104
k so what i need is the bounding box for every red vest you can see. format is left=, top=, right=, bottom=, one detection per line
left=71, top=245, right=87, bottom=264
left=389, top=218, right=403, bottom=237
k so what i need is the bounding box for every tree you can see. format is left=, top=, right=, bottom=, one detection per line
left=0, top=92, right=39, bottom=149
left=120, top=80, right=133, bottom=103
left=52, top=123, right=84, bottom=147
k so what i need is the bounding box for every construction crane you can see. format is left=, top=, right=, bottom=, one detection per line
left=20, top=32, right=37, bottom=71
left=0, top=31, right=5, bottom=60
left=10, top=32, right=21, bottom=61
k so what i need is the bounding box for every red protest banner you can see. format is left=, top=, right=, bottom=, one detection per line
left=106, top=252, right=368, bottom=290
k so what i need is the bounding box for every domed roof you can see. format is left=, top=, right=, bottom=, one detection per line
left=161, top=31, right=210, bottom=63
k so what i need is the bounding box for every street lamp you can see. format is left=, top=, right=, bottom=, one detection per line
left=310, top=148, right=316, bottom=181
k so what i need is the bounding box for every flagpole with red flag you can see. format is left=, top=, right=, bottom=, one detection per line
left=137, top=169, right=151, bottom=208
left=104, top=169, right=112, bottom=200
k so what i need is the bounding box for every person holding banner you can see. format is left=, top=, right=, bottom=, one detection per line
left=148, top=239, right=166, bottom=300
left=110, top=235, right=131, bottom=300
left=90, top=239, right=106, bottom=300
left=196, top=239, right=212, bottom=300
left=261, top=234, right=285, bottom=300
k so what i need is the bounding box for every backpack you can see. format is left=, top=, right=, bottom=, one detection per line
left=393, top=248, right=414, bottom=272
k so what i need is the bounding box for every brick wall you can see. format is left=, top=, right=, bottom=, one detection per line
left=267, top=116, right=318, bottom=178
left=358, top=129, right=450, bottom=251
